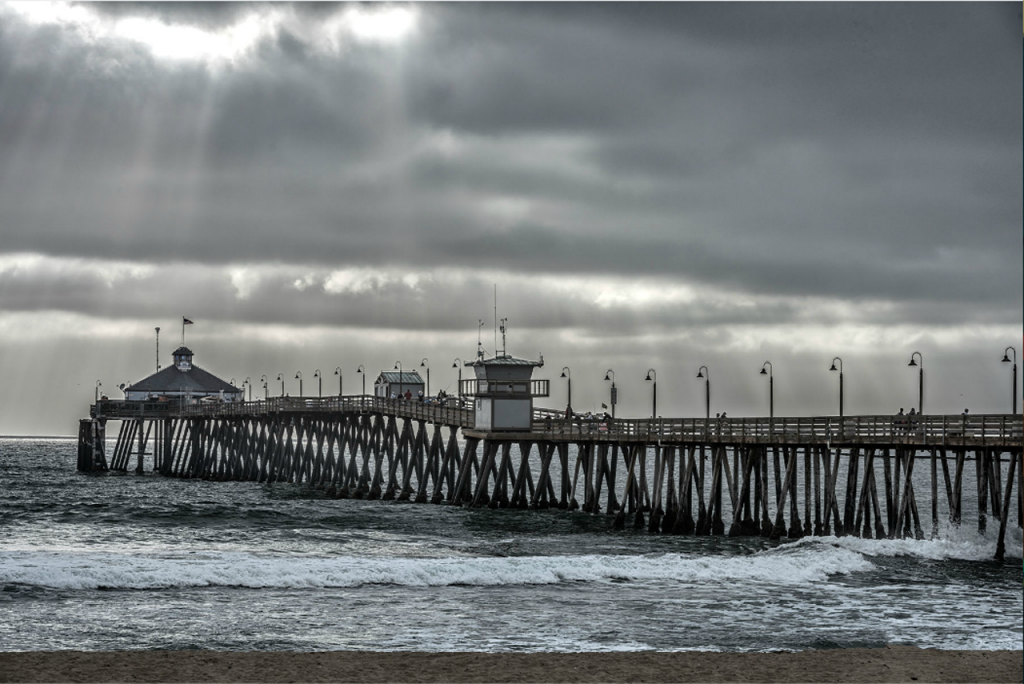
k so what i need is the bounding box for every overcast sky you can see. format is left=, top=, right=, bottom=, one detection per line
left=0, top=2, right=1020, bottom=435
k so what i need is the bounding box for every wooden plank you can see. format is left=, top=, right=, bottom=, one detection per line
left=995, top=452, right=1019, bottom=561
left=894, top=449, right=917, bottom=538
left=853, top=449, right=874, bottom=538
left=770, top=447, right=797, bottom=540
left=759, top=448, right=772, bottom=536
left=976, top=448, right=987, bottom=534
left=471, top=441, right=497, bottom=507
left=868, top=465, right=886, bottom=539
left=843, top=447, right=860, bottom=535
left=803, top=446, right=812, bottom=537
left=674, top=446, right=697, bottom=535
left=951, top=449, right=966, bottom=525
left=787, top=447, right=803, bottom=539
left=813, top=445, right=822, bottom=535
left=614, top=445, right=641, bottom=529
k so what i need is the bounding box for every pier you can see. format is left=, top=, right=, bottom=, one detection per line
left=78, top=395, right=1022, bottom=560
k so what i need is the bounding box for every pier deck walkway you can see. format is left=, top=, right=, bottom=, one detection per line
left=91, top=396, right=1022, bottom=449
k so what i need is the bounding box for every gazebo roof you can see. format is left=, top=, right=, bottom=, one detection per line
left=376, top=371, right=424, bottom=385
left=125, top=364, right=240, bottom=395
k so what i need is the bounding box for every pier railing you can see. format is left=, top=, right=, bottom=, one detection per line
left=91, top=398, right=1021, bottom=447
left=529, top=409, right=1022, bottom=447
left=94, top=396, right=475, bottom=427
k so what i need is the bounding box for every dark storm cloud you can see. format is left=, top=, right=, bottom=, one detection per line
left=0, top=2, right=1020, bottom=321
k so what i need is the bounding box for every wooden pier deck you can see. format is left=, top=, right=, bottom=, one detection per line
left=91, top=396, right=1020, bottom=448
left=78, top=396, right=1023, bottom=559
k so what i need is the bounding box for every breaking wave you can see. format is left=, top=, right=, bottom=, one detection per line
left=0, top=545, right=874, bottom=591
left=791, top=524, right=1023, bottom=561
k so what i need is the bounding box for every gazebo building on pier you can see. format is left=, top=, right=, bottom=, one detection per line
left=375, top=371, right=425, bottom=399
left=123, top=347, right=242, bottom=403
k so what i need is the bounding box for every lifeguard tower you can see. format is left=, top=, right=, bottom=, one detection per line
left=461, top=324, right=548, bottom=431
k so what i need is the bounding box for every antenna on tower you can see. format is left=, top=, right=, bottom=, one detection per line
left=500, top=318, right=507, bottom=357
left=155, top=327, right=161, bottom=372
left=477, top=319, right=485, bottom=360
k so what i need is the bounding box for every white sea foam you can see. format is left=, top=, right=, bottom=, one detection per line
left=0, top=545, right=874, bottom=591
left=791, top=524, right=1023, bottom=561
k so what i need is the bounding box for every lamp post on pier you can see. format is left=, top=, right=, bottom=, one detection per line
left=421, top=358, right=430, bottom=397
left=1002, top=347, right=1017, bottom=414
left=334, top=367, right=343, bottom=397
left=829, top=357, right=844, bottom=421
left=244, top=377, right=252, bottom=402
left=560, top=366, right=572, bottom=412
left=95, top=380, right=102, bottom=403
left=696, top=366, right=710, bottom=420
left=260, top=375, right=268, bottom=400
left=453, top=359, right=464, bottom=400
left=295, top=371, right=303, bottom=397
left=908, top=352, right=923, bottom=414
left=760, top=362, right=773, bottom=421
left=645, top=368, right=657, bottom=419
left=394, top=361, right=403, bottom=399
left=604, top=369, right=617, bottom=419
left=356, top=365, right=365, bottom=396
left=277, top=373, right=285, bottom=397
left=313, top=369, right=322, bottom=398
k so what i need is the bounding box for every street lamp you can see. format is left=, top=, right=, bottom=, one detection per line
left=829, top=357, right=844, bottom=420
left=645, top=369, right=657, bottom=419
left=560, top=366, right=572, bottom=411
left=1002, top=347, right=1017, bottom=414
left=604, top=369, right=617, bottom=419
left=95, top=380, right=102, bottom=403
left=334, top=367, right=343, bottom=396
left=277, top=373, right=285, bottom=397
left=760, top=362, right=773, bottom=420
left=394, top=361, right=403, bottom=398
left=260, top=374, right=268, bottom=400
left=244, top=376, right=252, bottom=402
left=421, top=358, right=430, bottom=396
left=294, top=371, right=303, bottom=397
left=696, top=366, right=710, bottom=420
left=356, top=365, right=366, bottom=395
left=908, top=352, right=923, bottom=414
left=453, top=358, right=464, bottom=400
left=313, top=369, right=322, bottom=398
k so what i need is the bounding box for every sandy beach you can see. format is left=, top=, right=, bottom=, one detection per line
left=0, top=647, right=1020, bottom=683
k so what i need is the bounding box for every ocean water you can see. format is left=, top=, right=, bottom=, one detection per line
left=0, top=437, right=1020, bottom=652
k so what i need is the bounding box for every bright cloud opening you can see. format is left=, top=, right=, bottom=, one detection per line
left=343, top=6, right=418, bottom=44
left=6, top=2, right=419, bottom=66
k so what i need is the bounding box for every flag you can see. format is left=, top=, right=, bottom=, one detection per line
left=183, top=317, right=194, bottom=325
